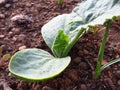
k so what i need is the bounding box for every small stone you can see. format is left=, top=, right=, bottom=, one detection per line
left=19, top=45, right=26, bottom=50
left=4, top=3, right=11, bottom=8
left=26, top=3, right=31, bottom=7
left=12, top=37, right=17, bottom=41
left=117, top=80, right=120, bottom=85
left=8, top=31, right=13, bottom=38
left=8, top=32, right=13, bottom=35
left=0, top=0, right=6, bottom=6
left=0, top=14, right=5, bottom=19
left=78, top=50, right=83, bottom=56
left=0, top=35, right=5, bottom=38
left=42, top=86, right=52, bottom=90
left=101, top=60, right=107, bottom=65
left=13, top=0, right=18, bottom=2
left=17, top=34, right=26, bottom=41
left=93, top=58, right=98, bottom=62
left=74, top=57, right=81, bottom=63
left=83, top=49, right=89, bottom=55
left=12, top=28, right=20, bottom=34
left=0, top=0, right=12, bottom=7
left=79, top=62, right=88, bottom=70
left=80, top=84, right=87, bottom=90
left=11, top=14, right=32, bottom=25
left=117, top=42, right=120, bottom=51
left=68, top=69, right=78, bottom=81
left=0, top=23, right=4, bottom=28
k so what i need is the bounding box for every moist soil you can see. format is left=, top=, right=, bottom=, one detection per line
left=0, top=0, right=120, bottom=90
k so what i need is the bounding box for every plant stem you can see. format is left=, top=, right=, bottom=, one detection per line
left=62, top=28, right=85, bottom=57
left=95, top=19, right=112, bottom=79
left=57, top=0, right=63, bottom=5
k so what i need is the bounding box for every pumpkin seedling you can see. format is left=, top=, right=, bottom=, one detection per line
left=9, top=0, right=120, bottom=81
left=0, top=47, right=10, bottom=67
left=9, top=28, right=84, bottom=81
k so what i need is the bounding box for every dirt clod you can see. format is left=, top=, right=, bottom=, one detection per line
left=18, top=45, right=26, bottom=50
left=117, top=80, right=120, bottom=85
left=42, top=86, right=52, bottom=90
left=10, top=14, right=32, bottom=26
left=68, top=69, right=78, bottom=81
left=80, top=84, right=87, bottom=90
left=0, top=14, right=5, bottom=19
left=0, top=35, right=5, bottom=38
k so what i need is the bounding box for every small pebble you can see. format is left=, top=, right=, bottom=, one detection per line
left=117, top=80, right=120, bottom=85
left=74, top=57, right=81, bottom=63
left=101, top=60, right=107, bottom=65
left=83, top=49, right=89, bottom=55
left=11, top=14, right=32, bottom=25
left=19, top=45, right=26, bottom=50
left=80, top=84, right=87, bottom=90
left=8, top=31, right=13, bottom=37
left=12, top=36, right=17, bottom=41
left=0, top=0, right=6, bottom=6
left=117, top=42, right=120, bottom=51
left=12, top=28, right=20, bottom=34
left=0, top=14, right=5, bottom=19
left=4, top=3, right=11, bottom=8
left=0, top=35, right=5, bottom=38
left=0, top=0, right=12, bottom=7
left=8, top=31, right=13, bottom=35
left=0, top=23, right=4, bottom=28
left=17, top=34, right=26, bottom=41
left=79, top=62, right=88, bottom=70
left=68, top=69, right=78, bottom=81
left=42, top=86, right=52, bottom=90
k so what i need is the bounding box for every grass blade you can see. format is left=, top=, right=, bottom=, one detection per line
left=101, top=58, right=120, bottom=71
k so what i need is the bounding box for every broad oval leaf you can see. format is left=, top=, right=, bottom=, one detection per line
left=41, top=0, right=120, bottom=49
left=9, top=49, right=71, bottom=81
left=41, top=14, right=71, bottom=49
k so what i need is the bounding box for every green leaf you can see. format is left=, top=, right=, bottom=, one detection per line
left=41, top=0, right=120, bottom=49
left=9, top=49, right=71, bottom=81
left=72, top=0, right=120, bottom=27
left=95, top=19, right=112, bottom=79
left=2, top=54, right=10, bottom=61
left=52, top=30, right=69, bottom=57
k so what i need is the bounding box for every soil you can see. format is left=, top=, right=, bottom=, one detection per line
left=0, top=0, right=120, bottom=90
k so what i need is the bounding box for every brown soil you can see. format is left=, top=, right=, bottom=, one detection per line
left=0, top=0, right=120, bottom=90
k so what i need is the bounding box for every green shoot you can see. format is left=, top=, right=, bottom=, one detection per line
left=0, top=47, right=10, bottom=67
left=57, top=0, right=63, bottom=5
left=62, top=28, right=85, bottom=57
left=95, top=19, right=112, bottom=79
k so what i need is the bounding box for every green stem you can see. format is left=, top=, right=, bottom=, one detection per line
left=62, top=28, right=85, bottom=57
left=57, top=0, right=62, bottom=5
left=95, top=19, right=112, bottom=79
